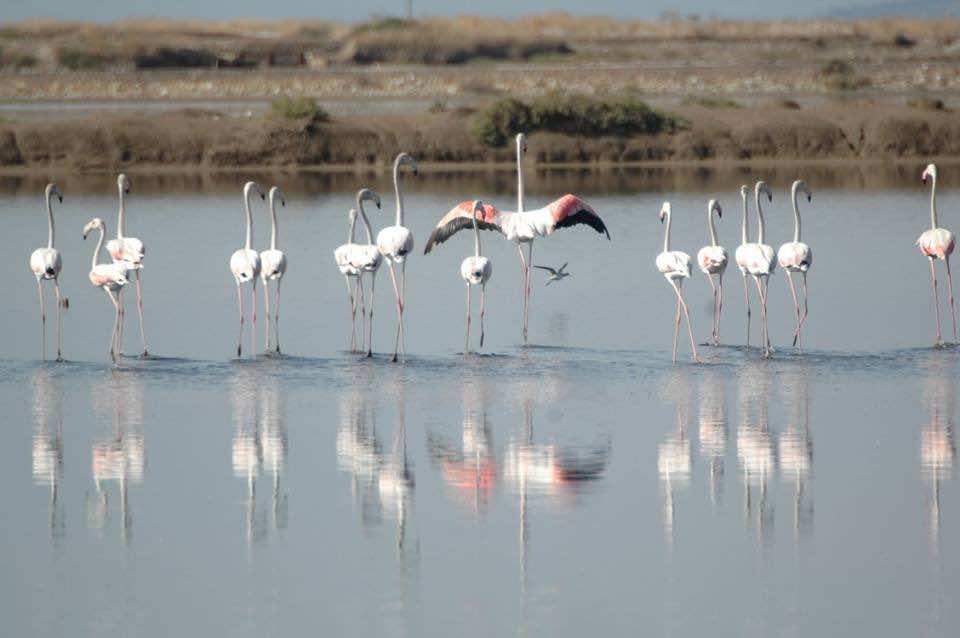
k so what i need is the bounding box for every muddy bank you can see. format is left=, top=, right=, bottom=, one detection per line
left=1, top=102, right=958, bottom=172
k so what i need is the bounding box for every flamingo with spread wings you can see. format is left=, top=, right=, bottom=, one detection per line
left=425, top=134, right=610, bottom=344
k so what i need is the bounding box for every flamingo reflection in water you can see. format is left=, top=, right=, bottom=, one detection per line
left=427, top=376, right=496, bottom=516
left=88, top=371, right=146, bottom=545
left=32, top=368, right=65, bottom=541
left=779, top=368, right=814, bottom=545
left=920, top=361, right=955, bottom=556
left=658, top=371, right=692, bottom=549
left=698, top=370, right=727, bottom=509
left=503, top=384, right=611, bottom=598
left=737, top=364, right=776, bottom=545
left=231, top=367, right=288, bottom=549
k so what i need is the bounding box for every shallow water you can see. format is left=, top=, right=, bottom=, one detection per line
left=2, top=170, right=959, bottom=636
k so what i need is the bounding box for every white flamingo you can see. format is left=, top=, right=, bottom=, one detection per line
left=753, top=181, right=777, bottom=356
left=230, top=181, right=264, bottom=358
left=777, top=180, right=814, bottom=348
left=29, top=183, right=64, bottom=361
left=917, top=163, right=957, bottom=345
left=377, top=152, right=418, bottom=362
left=105, top=174, right=148, bottom=357
left=734, top=186, right=753, bottom=347
left=260, top=186, right=288, bottom=354
left=334, top=208, right=362, bottom=352
left=655, top=202, right=700, bottom=363
left=458, top=200, right=494, bottom=354
left=696, top=198, right=727, bottom=346
left=736, top=183, right=776, bottom=357
left=349, top=188, right=384, bottom=358
left=83, top=218, right=129, bottom=363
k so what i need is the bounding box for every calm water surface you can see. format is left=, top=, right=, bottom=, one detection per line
left=1, top=168, right=958, bottom=636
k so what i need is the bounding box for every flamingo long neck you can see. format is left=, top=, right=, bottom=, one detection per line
left=356, top=195, right=374, bottom=244
left=117, top=185, right=126, bottom=239
left=663, top=210, right=672, bottom=253
left=930, top=172, right=939, bottom=230
left=393, top=160, right=405, bottom=226
left=45, top=190, right=55, bottom=249
left=91, top=227, right=104, bottom=269
left=348, top=210, right=358, bottom=244
left=516, top=141, right=525, bottom=212
left=243, top=189, right=254, bottom=251
left=707, top=205, right=718, bottom=247
left=791, top=183, right=802, bottom=243
left=755, top=189, right=767, bottom=244
left=740, top=194, right=750, bottom=245
left=472, top=208, right=482, bottom=257
left=268, top=193, right=279, bottom=251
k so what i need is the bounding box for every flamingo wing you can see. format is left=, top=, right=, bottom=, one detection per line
left=423, top=201, right=503, bottom=254
left=548, top=195, right=610, bottom=239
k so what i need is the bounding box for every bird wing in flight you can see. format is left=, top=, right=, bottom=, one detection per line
left=559, top=262, right=568, bottom=273
left=424, top=201, right=503, bottom=254
left=533, top=265, right=558, bottom=275
left=548, top=195, right=611, bottom=239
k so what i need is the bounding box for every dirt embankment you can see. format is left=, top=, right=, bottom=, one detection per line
left=1, top=103, right=958, bottom=172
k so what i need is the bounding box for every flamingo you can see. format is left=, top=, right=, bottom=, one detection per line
left=349, top=188, right=384, bottom=358
left=83, top=218, right=129, bottom=363
left=778, top=180, right=814, bottom=348
left=334, top=208, right=362, bottom=352
left=655, top=202, right=700, bottom=363
left=736, top=182, right=776, bottom=357
left=260, top=186, right=288, bottom=354
left=696, top=199, right=727, bottom=346
left=734, top=186, right=753, bottom=347
left=29, top=183, right=64, bottom=361
left=457, top=200, right=494, bottom=354
left=918, top=163, right=957, bottom=345
left=230, top=181, right=265, bottom=358
left=105, top=174, right=148, bottom=357
left=377, top=152, right=418, bottom=363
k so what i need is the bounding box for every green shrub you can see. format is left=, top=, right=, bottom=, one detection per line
left=270, top=96, right=329, bottom=120
left=682, top=95, right=742, bottom=109
left=471, top=98, right=532, bottom=147
left=472, top=94, right=680, bottom=147
left=55, top=47, right=117, bottom=70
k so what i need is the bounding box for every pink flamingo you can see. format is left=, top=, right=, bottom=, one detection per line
left=260, top=186, right=288, bottom=354
left=230, top=182, right=265, bottom=358
left=777, top=180, right=813, bottom=348
left=83, top=218, right=129, bottom=363
left=377, top=153, right=418, bottom=363
left=655, top=202, right=700, bottom=363
left=918, top=163, right=957, bottom=345
left=105, top=174, right=148, bottom=357
left=29, top=183, right=64, bottom=361
left=458, top=200, right=494, bottom=354
left=696, top=199, right=727, bottom=346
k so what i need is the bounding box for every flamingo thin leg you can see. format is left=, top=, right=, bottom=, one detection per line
left=400, top=261, right=407, bottom=360
left=517, top=244, right=527, bottom=344
left=36, top=278, right=46, bottom=360
left=741, top=273, right=751, bottom=348
left=798, top=272, right=810, bottom=342
left=465, top=283, right=471, bottom=355
left=753, top=276, right=771, bottom=358
left=387, top=261, right=401, bottom=362
left=54, top=279, right=63, bottom=362
left=251, top=278, right=258, bottom=356
left=263, top=278, right=271, bottom=352
left=671, top=294, right=681, bottom=363
left=525, top=242, right=534, bottom=344
left=106, top=288, right=120, bottom=363
left=929, top=257, right=943, bottom=345
left=367, top=271, right=377, bottom=358
left=135, top=270, right=147, bottom=357
left=717, top=274, right=724, bottom=346
left=670, top=280, right=700, bottom=363
left=345, top=276, right=356, bottom=352
left=236, top=283, right=244, bottom=358
left=274, top=278, right=282, bottom=354
left=707, top=274, right=718, bottom=345
left=786, top=271, right=801, bottom=348
left=945, top=255, right=957, bottom=342
left=480, top=283, right=487, bottom=349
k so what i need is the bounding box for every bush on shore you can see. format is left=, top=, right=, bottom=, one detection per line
left=472, top=93, right=682, bottom=147
left=270, top=96, right=330, bottom=121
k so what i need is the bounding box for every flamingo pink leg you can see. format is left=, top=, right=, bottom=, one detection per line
left=707, top=274, right=718, bottom=345
left=670, top=280, right=700, bottom=363
left=786, top=271, right=802, bottom=348
left=753, top=276, right=772, bottom=358
left=400, top=261, right=408, bottom=359
left=945, top=255, right=957, bottom=342
left=357, top=276, right=367, bottom=352
left=525, top=242, right=534, bottom=344
left=929, top=257, right=943, bottom=345
left=797, top=272, right=809, bottom=343
left=387, top=261, right=402, bottom=362
left=236, top=283, right=244, bottom=358
left=117, top=289, right=125, bottom=358
left=263, top=279, right=271, bottom=352
left=741, top=273, right=751, bottom=348
left=36, top=278, right=46, bottom=360
left=135, top=270, right=147, bottom=357
left=251, top=279, right=258, bottom=356
left=54, top=279, right=63, bottom=362
left=274, top=278, right=282, bottom=354
left=717, top=274, right=724, bottom=346
left=345, top=276, right=356, bottom=352
left=517, top=244, right=528, bottom=344
left=671, top=295, right=681, bottom=363
left=480, top=283, right=487, bottom=349
left=465, top=283, right=472, bottom=355
left=367, top=271, right=377, bottom=358
left=105, top=288, right=120, bottom=363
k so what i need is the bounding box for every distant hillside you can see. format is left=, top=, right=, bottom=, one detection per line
left=830, top=0, right=959, bottom=19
